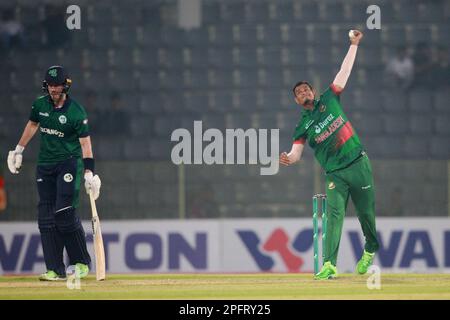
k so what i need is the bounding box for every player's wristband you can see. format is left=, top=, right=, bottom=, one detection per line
left=15, top=145, right=24, bottom=153
left=83, top=158, right=95, bottom=173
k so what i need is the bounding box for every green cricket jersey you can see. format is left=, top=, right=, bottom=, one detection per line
left=292, top=85, right=364, bottom=173
left=29, top=95, right=89, bottom=165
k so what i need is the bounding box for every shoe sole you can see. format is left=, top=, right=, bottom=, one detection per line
left=314, top=274, right=338, bottom=280
left=39, top=277, right=67, bottom=281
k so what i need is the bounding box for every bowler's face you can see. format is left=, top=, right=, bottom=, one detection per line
left=294, top=84, right=315, bottom=106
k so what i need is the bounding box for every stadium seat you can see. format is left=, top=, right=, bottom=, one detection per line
left=129, top=117, right=154, bottom=137
left=409, top=90, right=433, bottom=112
left=434, top=90, right=450, bottom=113
left=207, top=25, right=233, bottom=46
left=418, top=2, right=444, bottom=22
left=323, top=2, right=344, bottom=22
left=245, top=2, right=269, bottom=23
left=382, top=90, right=408, bottom=113
left=207, top=47, right=232, bottom=67
left=430, top=137, right=450, bottom=158
left=257, top=90, right=283, bottom=111
left=123, top=139, right=151, bottom=160
left=183, top=91, right=208, bottom=113
left=154, top=115, right=182, bottom=138
left=381, top=26, right=407, bottom=46
left=409, top=115, right=433, bottom=135
left=201, top=114, right=226, bottom=130
left=182, top=47, right=208, bottom=68
left=220, top=2, right=245, bottom=23
left=267, top=2, right=292, bottom=22
left=402, top=136, right=429, bottom=158
left=296, top=2, right=319, bottom=22
left=434, top=116, right=450, bottom=135
left=437, top=25, right=450, bottom=44
left=384, top=114, right=409, bottom=134
left=231, top=47, right=256, bottom=68
left=182, top=69, right=209, bottom=89
left=160, top=27, right=183, bottom=47
left=96, top=137, right=124, bottom=159
left=353, top=114, right=384, bottom=135
left=138, top=93, right=165, bottom=115
left=182, top=28, right=209, bottom=47
left=225, top=112, right=252, bottom=129
left=201, top=2, right=220, bottom=24
left=393, top=2, right=418, bottom=22
left=137, top=26, right=161, bottom=48
left=135, top=47, right=159, bottom=69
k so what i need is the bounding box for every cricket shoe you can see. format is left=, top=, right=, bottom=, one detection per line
left=356, top=250, right=375, bottom=274
left=75, top=263, right=89, bottom=279
left=39, top=270, right=67, bottom=281
left=314, top=261, right=338, bottom=280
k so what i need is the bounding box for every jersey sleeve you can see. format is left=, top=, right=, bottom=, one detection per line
left=73, top=106, right=90, bottom=138
left=29, top=103, right=39, bottom=123
left=322, top=84, right=342, bottom=102
left=292, top=117, right=307, bottom=144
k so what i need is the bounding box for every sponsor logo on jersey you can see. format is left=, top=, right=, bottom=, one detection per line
left=305, top=120, right=314, bottom=130
left=40, top=127, right=64, bottom=138
left=314, top=114, right=334, bottom=134
left=314, top=115, right=345, bottom=144
left=63, top=174, right=73, bottom=183
left=59, top=115, right=67, bottom=124
left=314, top=125, right=321, bottom=134
left=39, top=112, right=49, bottom=117
left=328, top=182, right=335, bottom=190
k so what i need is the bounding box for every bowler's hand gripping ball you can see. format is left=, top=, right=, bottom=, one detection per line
left=348, top=30, right=357, bottom=39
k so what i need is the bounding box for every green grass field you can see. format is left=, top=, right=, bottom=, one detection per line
left=1, top=273, right=450, bottom=300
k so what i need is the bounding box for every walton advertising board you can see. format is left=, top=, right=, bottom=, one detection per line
left=1, top=218, right=449, bottom=275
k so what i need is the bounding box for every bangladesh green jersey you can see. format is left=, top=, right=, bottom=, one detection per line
left=292, top=85, right=364, bottom=173
left=29, top=95, right=89, bottom=165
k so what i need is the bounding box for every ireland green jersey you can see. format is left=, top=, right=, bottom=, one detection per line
left=292, top=85, right=364, bottom=173
left=29, top=95, right=89, bottom=165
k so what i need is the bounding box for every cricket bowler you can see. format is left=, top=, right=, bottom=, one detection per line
left=279, top=30, right=380, bottom=280
left=7, top=66, right=101, bottom=281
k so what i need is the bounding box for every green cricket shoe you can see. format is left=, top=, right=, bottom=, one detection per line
left=39, top=270, right=66, bottom=281
left=314, top=261, right=338, bottom=280
left=356, top=250, right=375, bottom=274
left=75, top=263, right=89, bottom=279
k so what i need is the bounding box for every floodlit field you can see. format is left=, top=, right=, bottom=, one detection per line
left=1, top=273, right=450, bottom=300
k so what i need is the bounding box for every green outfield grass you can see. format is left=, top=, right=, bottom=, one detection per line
left=0, top=273, right=450, bottom=300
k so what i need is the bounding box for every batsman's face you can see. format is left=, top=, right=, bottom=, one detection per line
left=48, top=84, right=64, bottom=101
left=294, top=84, right=315, bottom=106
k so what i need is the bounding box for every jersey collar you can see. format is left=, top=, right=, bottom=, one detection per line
left=48, top=95, right=71, bottom=113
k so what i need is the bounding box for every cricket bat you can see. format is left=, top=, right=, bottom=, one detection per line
left=89, top=190, right=106, bottom=281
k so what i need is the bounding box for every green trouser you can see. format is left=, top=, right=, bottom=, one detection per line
left=324, top=153, right=379, bottom=266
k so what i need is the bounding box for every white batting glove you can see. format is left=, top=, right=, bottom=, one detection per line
left=84, top=171, right=101, bottom=200
left=7, top=145, right=24, bottom=174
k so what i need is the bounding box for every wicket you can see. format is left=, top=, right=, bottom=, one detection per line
left=312, top=194, right=327, bottom=275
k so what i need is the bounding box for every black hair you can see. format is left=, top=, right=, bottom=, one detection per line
left=292, top=81, right=314, bottom=96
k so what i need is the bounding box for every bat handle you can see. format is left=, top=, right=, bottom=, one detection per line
left=89, top=190, right=98, bottom=218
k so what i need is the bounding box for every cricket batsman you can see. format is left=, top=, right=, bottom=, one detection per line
left=7, top=66, right=101, bottom=281
left=279, top=30, right=380, bottom=280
